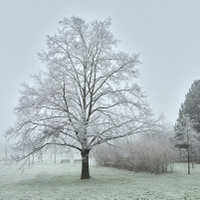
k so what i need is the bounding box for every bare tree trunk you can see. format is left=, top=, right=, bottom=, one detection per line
left=188, top=147, right=190, bottom=175
left=81, top=149, right=90, bottom=179
left=28, top=156, right=31, bottom=166
left=54, top=145, right=57, bottom=164
left=5, top=142, right=8, bottom=165
left=32, top=154, right=34, bottom=166
left=191, top=149, right=194, bottom=169
left=187, top=131, right=190, bottom=175
left=192, top=158, right=194, bottom=169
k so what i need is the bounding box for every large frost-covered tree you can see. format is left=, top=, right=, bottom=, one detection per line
left=7, top=16, right=157, bottom=179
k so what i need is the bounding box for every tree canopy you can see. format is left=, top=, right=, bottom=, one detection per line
left=174, top=80, right=200, bottom=164
left=175, top=80, right=200, bottom=133
left=6, top=16, right=157, bottom=179
left=183, top=80, right=200, bottom=132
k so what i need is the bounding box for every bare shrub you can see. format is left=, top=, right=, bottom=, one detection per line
left=93, top=133, right=176, bottom=173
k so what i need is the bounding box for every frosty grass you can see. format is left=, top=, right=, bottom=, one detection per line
left=1, top=160, right=200, bottom=199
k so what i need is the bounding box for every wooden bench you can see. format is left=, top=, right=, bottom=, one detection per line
left=60, top=159, right=70, bottom=164
left=74, top=159, right=82, bottom=163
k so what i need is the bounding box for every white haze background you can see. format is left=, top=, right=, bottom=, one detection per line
left=1, top=0, right=200, bottom=146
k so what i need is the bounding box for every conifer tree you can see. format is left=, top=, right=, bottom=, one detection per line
left=175, top=80, right=200, bottom=163
left=177, top=80, right=200, bottom=133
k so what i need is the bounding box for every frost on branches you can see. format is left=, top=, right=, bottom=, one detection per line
left=174, top=114, right=199, bottom=173
left=6, top=16, right=158, bottom=179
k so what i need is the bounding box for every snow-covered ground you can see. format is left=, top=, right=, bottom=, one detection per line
left=1, top=160, right=200, bottom=199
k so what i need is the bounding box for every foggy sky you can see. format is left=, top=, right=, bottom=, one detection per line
left=1, top=0, right=200, bottom=144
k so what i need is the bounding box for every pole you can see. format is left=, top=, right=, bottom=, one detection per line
left=187, top=131, right=190, bottom=175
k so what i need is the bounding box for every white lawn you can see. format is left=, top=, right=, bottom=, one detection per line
left=0, top=160, right=200, bottom=199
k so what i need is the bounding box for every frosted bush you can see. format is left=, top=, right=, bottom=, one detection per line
left=94, top=134, right=176, bottom=173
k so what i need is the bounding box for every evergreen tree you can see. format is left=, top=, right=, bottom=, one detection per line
left=178, top=80, right=200, bottom=132
left=175, top=80, right=200, bottom=163
left=175, top=114, right=198, bottom=149
left=174, top=114, right=198, bottom=171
